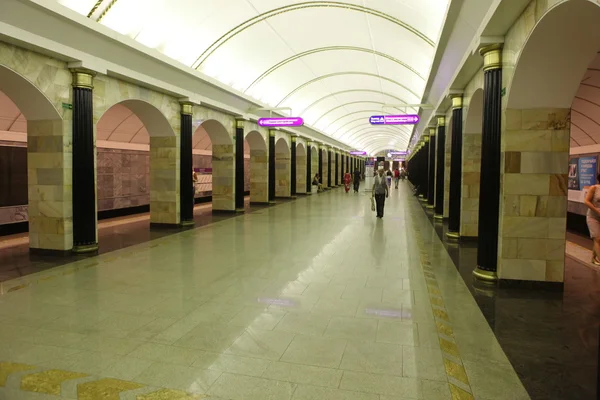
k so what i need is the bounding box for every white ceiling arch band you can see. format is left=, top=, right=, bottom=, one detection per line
left=276, top=72, right=422, bottom=107
left=346, top=128, right=410, bottom=144
left=312, top=101, right=406, bottom=126
left=331, top=113, right=407, bottom=135
left=56, top=0, right=449, bottom=153
left=192, top=1, right=436, bottom=69
left=341, top=121, right=412, bottom=137
left=300, top=90, right=416, bottom=117
left=343, top=125, right=411, bottom=141
left=356, top=135, right=409, bottom=149
left=245, top=46, right=425, bottom=93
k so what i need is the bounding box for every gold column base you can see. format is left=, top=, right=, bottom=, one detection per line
left=426, top=204, right=435, bottom=209
left=472, top=266, right=498, bottom=283
left=446, top=231, right=460, bottom=240
left=181, top=220, right=195, bottom=227
left=73, top=243, right=98, bottom=254
left=235, top=208, right=245, bottom=213
left=433, top=214, right=443, bottom=220
left=269, top=201, right=277, bottom=205
left=418, top=194, right=424, bottom=198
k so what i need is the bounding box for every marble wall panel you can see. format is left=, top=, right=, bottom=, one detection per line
left=212, top=144, right=235, bottom=211
left=250, top=150, right=269, bottom=203
left=276, top=152, right=291, bottom=198
left=297, top=154, right=307, bottom=194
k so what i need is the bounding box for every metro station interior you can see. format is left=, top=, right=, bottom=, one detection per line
left=1, top=0, right=600, bottom=399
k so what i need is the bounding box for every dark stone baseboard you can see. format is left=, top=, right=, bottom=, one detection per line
left=149, top=222, right=182, bottom=229
left=498, top=278, right=564, bottom=292
left=0, top=221, right=28, bottom=236
left=29, top=248, right=73, bottom=257
left=460, top=236, right=478, bottom=243
left=567, top=211, right=589, bottom=237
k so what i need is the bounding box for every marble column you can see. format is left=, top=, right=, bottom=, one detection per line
left=427, top=127, right=436, bottom=208
left=327, top=149, right=332, bottom=187
left=335, top=151, right=339, bottom=186
left=434, top=117, right=446, bottom=219
left=71, top=70, right=97, bottom=253
left=474, top=44, right=503, bottom=282
left=268, top=130, right=275, bottom=203
left=180, top=103, right=194, bottom=225
left=291, top=136, right=297, bottom=197
left=234, top=120, right=245, bottom=211
left=447, top=95, right=464, bottom=238
left=318, top=147, right=323, bottom=185
left=306, top=142, right=312, bottom=194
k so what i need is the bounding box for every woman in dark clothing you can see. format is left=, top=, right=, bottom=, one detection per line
left=353, top=168, right=361, bottom=193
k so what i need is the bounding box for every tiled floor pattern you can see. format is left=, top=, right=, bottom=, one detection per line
left=0, top=185, right=529, bottom=399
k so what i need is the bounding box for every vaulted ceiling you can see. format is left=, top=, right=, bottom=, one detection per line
left=54, top=0, right=451, bottom=154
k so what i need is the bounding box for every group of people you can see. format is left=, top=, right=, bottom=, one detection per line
left=312, top=169, right=362, bottom=193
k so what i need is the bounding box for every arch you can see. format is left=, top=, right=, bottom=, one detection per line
left=461, top=88, right=483, bottom=238
left=0, top=64, right=69, bottom=251
left=0, top=66, right=61, bottom=121
left=193, top=2, right=434, bottom=68
left=246, top=46, right=424, bottom=92
left=465, top=89, right=483, bottom=134
left=275, top=138, right=292, bottom=197
left=499, top=0, right=600, bottom=283
left=193, top=119, right=235, bottom=211
left=507, top=0, right=600, bottom=109
left=245, top=130, right=269, bottom=203
left=277, top=72, right=421, bottom=106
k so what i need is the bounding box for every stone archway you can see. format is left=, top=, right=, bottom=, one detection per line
left=461, top=88, right=483, bottom=238
left=275, top=138, right=291, bottom=198
left=499, top=0, right=600, bottom=283
left=296, top=143, right=307, bottom=194
left=0, top=65, right=69, bottom=252
left=194, top=120, right=235, bottom=211
left=245, top=130, right=268, bottom=203
left=98, top=100, right=179, bottom=226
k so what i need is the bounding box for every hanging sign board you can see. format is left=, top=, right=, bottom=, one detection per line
left=258, top=117, right=304, bottom=127
left=350, top=151, right=367, bottom=156
left=390, top=151, right=407, bottom=156
left=369, top=115, right=420, bottom=125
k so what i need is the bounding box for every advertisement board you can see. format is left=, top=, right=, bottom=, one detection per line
left=568, top=155, right=598, bottom=202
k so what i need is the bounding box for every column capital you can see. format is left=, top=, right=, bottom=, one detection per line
left=180, top=102, right=194, bottom=116
left=450, top=94, right=463, bottom=110
left=269, top=129, right=277, bottom=137
left=480, top=44, right=503, bottom=71
left=291, top=136, right=297, bottom=143
left=436, top=116, right=445, bottom=127
left=429, top=127, right=437, bottom=136
left=70, top=69, right=95, bottom=89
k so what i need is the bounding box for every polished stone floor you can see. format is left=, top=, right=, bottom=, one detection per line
left=423, top=207, right=600, bottom=400
left=0, top=198, right=270, bottom=282
left=0, top=186, right=529, bottom=399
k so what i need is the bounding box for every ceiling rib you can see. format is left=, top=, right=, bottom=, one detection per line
left=313, top=101, right=405, bottom=125
left=192, top=1, right=434, bottom=69
left=246, top=46, right=424, bottom=92
left=300, top=90, right=413, bottom=115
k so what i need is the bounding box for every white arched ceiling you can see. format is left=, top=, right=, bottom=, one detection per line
left=56, top=0, right=450, bottom=154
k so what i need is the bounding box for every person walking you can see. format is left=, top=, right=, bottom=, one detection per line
left=393, top=168, right=400, bottom=189
left=585, top=174, right=600, bottom=265
left=372, top=169, right=389, bottom=218
left=353, top=168, right=361, bottom=193
left=344, top=170, right=352, bottom=193
left=386, top=169, right=393, bottom=188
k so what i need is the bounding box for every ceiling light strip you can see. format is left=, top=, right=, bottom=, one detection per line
left=277, top=72, right=421, bottom=107
left=245, top=46, right=424, bottom=92
left=192, top=1, right=434, bottom=69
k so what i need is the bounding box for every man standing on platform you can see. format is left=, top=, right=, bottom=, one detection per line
left=372, top=169, right=389, bottom=218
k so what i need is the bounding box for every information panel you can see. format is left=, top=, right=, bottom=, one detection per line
left=369, top=115, right=420, bottom=125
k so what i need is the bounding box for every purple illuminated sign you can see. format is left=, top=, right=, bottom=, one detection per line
left=258, top=117, right=304, bottom=127
left=369, top=115, right=420, bottom=125
left=390, top=151, right=407, bottom=156
left=350, top=151, right=367, bottom=156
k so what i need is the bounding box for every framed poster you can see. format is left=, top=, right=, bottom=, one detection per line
left=568, top=157, right=578, bottom=190
left=578, top=156, right=597, bottom=190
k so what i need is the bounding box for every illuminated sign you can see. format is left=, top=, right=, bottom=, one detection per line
left=390, top=151, right=407, bottom=156
left=350, top=151, right=367, bottom=156
left=369, top=115, right=420, bottom=125
left=258, top=117, right=304, bottom=127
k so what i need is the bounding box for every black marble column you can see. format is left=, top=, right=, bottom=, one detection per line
left=180, top=103, right=194, bottom=224
left=447, top=97, right=464, bottom=237
left=434, top=118, right=446, bottom=219
left=291, top=137, right=297, bottom=197
left=327, top=149, right=332, bottom=187
left=475, top=44, right=503, bottom=281
left=306, top=143, right=312, bottom=193
left=268, top=131, right=275, bottom=202
left=427, top=128, right=436, bottom=208
left=318, top=148, right=323, bottom=183
left=71, top=70, right=97, bottom=253
left=335, top=152, right=339, bottom=186
left=235, top=120, right=245, bottom=211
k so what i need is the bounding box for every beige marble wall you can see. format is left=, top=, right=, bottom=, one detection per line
left=311, top=145, right=319, bottom=188
left=212, top=144, right=235, bottom=210
left=95, top=75, right=181, bottom=224
left=275, top=150, right=291, bottom=198
left=250, top=149, right=269, bottom=203
left=497, top=109, right=570, bottom=282
left=1, top=42, right=73, bottom=251
left=461, top=71, right=485, bottom=238
left=297, top=140, right=307, bottom=194
left=444, top=111, right=453, bottom=218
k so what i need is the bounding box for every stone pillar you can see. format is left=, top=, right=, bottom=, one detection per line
left=447, top=95, right=464, bottom=239
left=335, top=151, right=339, bottom=186
left=268, top=130, right=275, bottom=203
left=327, top=149, right=332, bottom=187
left=474, top=44, right=503, bottom=282
left=235, top=119, right=245, bottom=211
left=180, top=103, right=194, bottom=225
left=275, top=137, right=291, bottom=197
left=306, top=142, right=312, bottom=194
left=318, top=146, right=323, bottom=184
left=71, top=70, right=97, bottom=253
left=426, top=127, right=436, bottom=208
left=434, top=117, right=446, bottom=219
left=291, top=137, right=297, bottom=197
left=296, top=140, right=307, bottom=194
